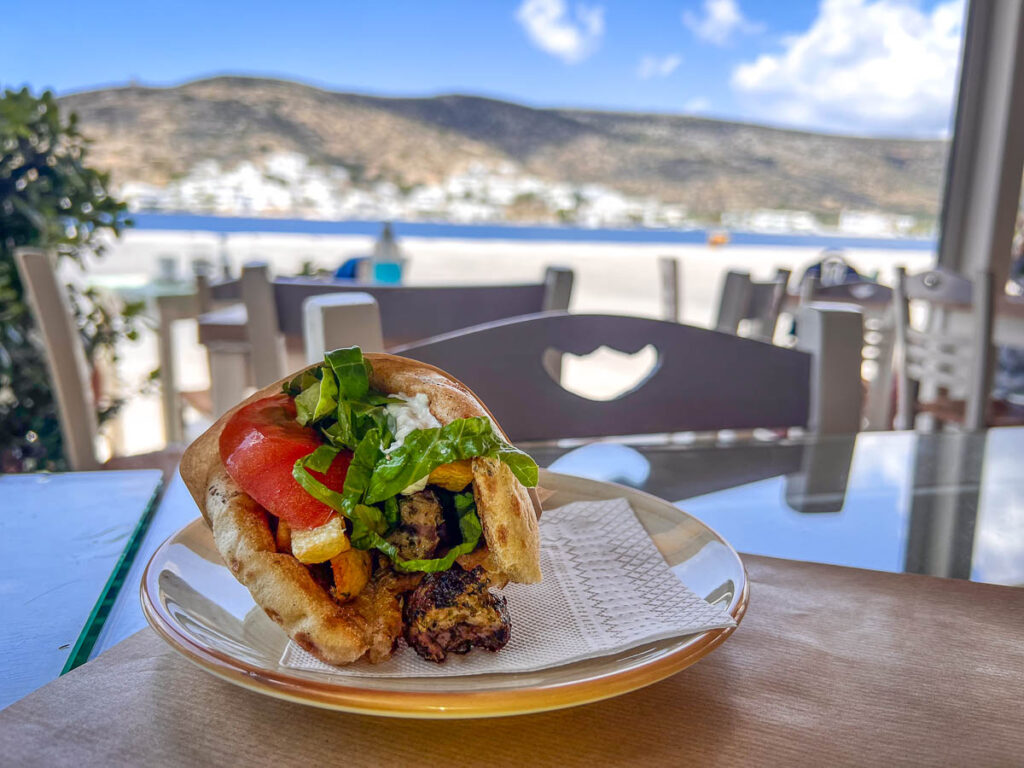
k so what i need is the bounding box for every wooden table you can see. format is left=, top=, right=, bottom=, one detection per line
left=1, top=556, right=1020, bottom=765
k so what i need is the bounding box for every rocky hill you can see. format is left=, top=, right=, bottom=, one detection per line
left=59, top=76, right=949, bottom=219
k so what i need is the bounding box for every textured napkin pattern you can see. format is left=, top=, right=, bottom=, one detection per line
left=281, top=497, right=736, bottom=677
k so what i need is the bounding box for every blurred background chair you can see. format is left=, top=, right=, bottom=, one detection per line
left=892, top=266, right=1023, bottom=430
left=14, top=248, right=183, bottom=477
left=199, top=263, right=574, bottom=414
left=714, top=268, right=791, bottom=342
left=391, top=306, right=862, bottom=442
left=658, top=256, right=682, bottom=322
left=798, top=276, right=897, bottom=430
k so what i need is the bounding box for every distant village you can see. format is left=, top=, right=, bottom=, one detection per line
left=119, top=151, right=933, bottom=239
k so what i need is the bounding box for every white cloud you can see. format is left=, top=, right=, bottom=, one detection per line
left=637, top=54, right=682, bottom=80
left=683, top=0, right=755, bottom=46
left=732, top=0, right=965, bottom=136
left=684, top=97, right=712, bottom=113
left=516, top=0, right=605, bottom=64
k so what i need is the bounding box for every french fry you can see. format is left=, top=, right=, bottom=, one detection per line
left=291, top=516, right=350, bottom=564
left=275, top=519, right=292, bottom=554
left=428, top=459, right=474, bottom=491
left=330, top=548, right=372, bottom=602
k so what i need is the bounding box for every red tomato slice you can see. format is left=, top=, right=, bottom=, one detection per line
left=219, top=394, right=351, bottom=530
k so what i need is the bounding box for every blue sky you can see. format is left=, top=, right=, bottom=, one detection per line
left=1, top=0, right=965, bottom=137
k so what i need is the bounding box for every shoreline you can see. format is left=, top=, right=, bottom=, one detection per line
left=127, top=213, right=937, bottom=251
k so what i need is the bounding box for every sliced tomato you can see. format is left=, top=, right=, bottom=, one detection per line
left=219, top=394, right=351, bottom=530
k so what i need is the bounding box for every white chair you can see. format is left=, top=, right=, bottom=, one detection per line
left=303, top=292, right=384, bottom=363
left=715, top=269, right=791, bottom=342
left=14, top=248, right=182, bottom=475
left=892, top=266, right=1017, bottom=430
left=799, top=276, right=896, bottom=431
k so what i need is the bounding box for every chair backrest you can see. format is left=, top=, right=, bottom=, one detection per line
left=303, top=292, right=384, bottom=363
left=239, top=263, right=288, bottom=387
left=800, top=277, right=893, bottom=306
left=224, top=264, right=575, bottom=384
left=390, top=311, right=849, bottom=442
left=798, top=276, right=897, bottom=430
left=658, top=256, right=682, bottom=322
left=892, top=266, right=994, bottom=430
left=715, top=269, right=791, bottom=342
left=13, top=248, right=101, bottom=470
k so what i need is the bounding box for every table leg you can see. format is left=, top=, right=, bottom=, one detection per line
left=208, top=342, right=252, bottom=417
left=155, top=297, right=183, bottom=445
left=863, top=324, right=895, bottom=430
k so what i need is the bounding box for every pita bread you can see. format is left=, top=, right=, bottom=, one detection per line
left=179, top=353, right=541, bottom=665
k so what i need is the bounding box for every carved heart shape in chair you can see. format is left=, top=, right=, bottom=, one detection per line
left=547, top=344, right=660, bottom=401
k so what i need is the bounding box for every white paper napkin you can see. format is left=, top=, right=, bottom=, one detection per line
left=280, top=497, right=736, bottom=677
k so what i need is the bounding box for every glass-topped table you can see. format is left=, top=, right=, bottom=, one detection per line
left=0, top=470, right=163, bottom=709
left=523, top=427, right=1023, bottom=587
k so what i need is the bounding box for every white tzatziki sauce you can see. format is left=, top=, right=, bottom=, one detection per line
left=385, top=392, right=441, bottom=495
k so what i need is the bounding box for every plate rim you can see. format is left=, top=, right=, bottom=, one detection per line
left=141, top=470, right=749, bottom=718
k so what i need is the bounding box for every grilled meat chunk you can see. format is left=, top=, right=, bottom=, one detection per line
left=403, top=565, right=510, bottom=663
left=353, top=566, right=423, bottom=663
left=386, top=490, right=445, bottom=560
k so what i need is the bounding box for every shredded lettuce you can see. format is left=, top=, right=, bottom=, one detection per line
left=283, top=368, right=319, bottom=396
left=364, top=417, right=537, bottom=504
left=294, top=438, right=485, bottom=574
left=287, top=345, right=537, bottom=574
left=495, top=444, right=539, bottom=487
left=293, top=347, right=397, bottom=450
left=294, top=366, right=338, bottom=426
left=342, top=429, right=384, bottom=508
left=350, top=492, right=484, bottom=573
left=324, top=346, right=371, bottom=401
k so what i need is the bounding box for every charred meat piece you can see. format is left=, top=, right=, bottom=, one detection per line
left=403, top=565, right=510, bottom=663
left=386, top=490, right=446, bottom=560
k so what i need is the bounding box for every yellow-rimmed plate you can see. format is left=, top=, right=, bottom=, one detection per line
left=141, top=469, right=748, bottom=719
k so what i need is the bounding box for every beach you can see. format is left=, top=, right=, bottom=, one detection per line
left=94, top=230, right=935, bottom=454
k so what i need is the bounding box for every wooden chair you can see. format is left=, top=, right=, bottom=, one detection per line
left=14, top=248, right=183, bottom=478
left=715, top=269, right=791, bottom=342
left=200, top=264, right=575, bottom=412
left=799, top=277, right=897, bottom=431
left=892, top=266, right=1020, bottom=430
left=658, top=256, right=682, bottom=322
left=391, top=306, right=863, bottom=442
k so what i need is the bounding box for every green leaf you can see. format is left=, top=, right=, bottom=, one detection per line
left=363, top=417, right=538, bottom=504
left=324, top=347, right=370, bottom=401
left=294, top=367, right=338, bottom=426
left=322, top=406, right=357, bottom=450
left=382, top=496, right=400, bottom=529
left=348, top=504, right=483, bottom=573
left=364, top=418, right=491, bottom=504
left=391, top=492, right=482, bottom=573
left=496, top=444, right=540, bottom=488
left=282, top=368, right=319, bottom=396
left=342, top=428, right=383, bottom=510
left=454, top=490, right=483, bottom=543
left=292, top=457, right=348, bottom=516
left=294, top=381, right=319, bottom=426
left=304, top=444, right=339, bottom=473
